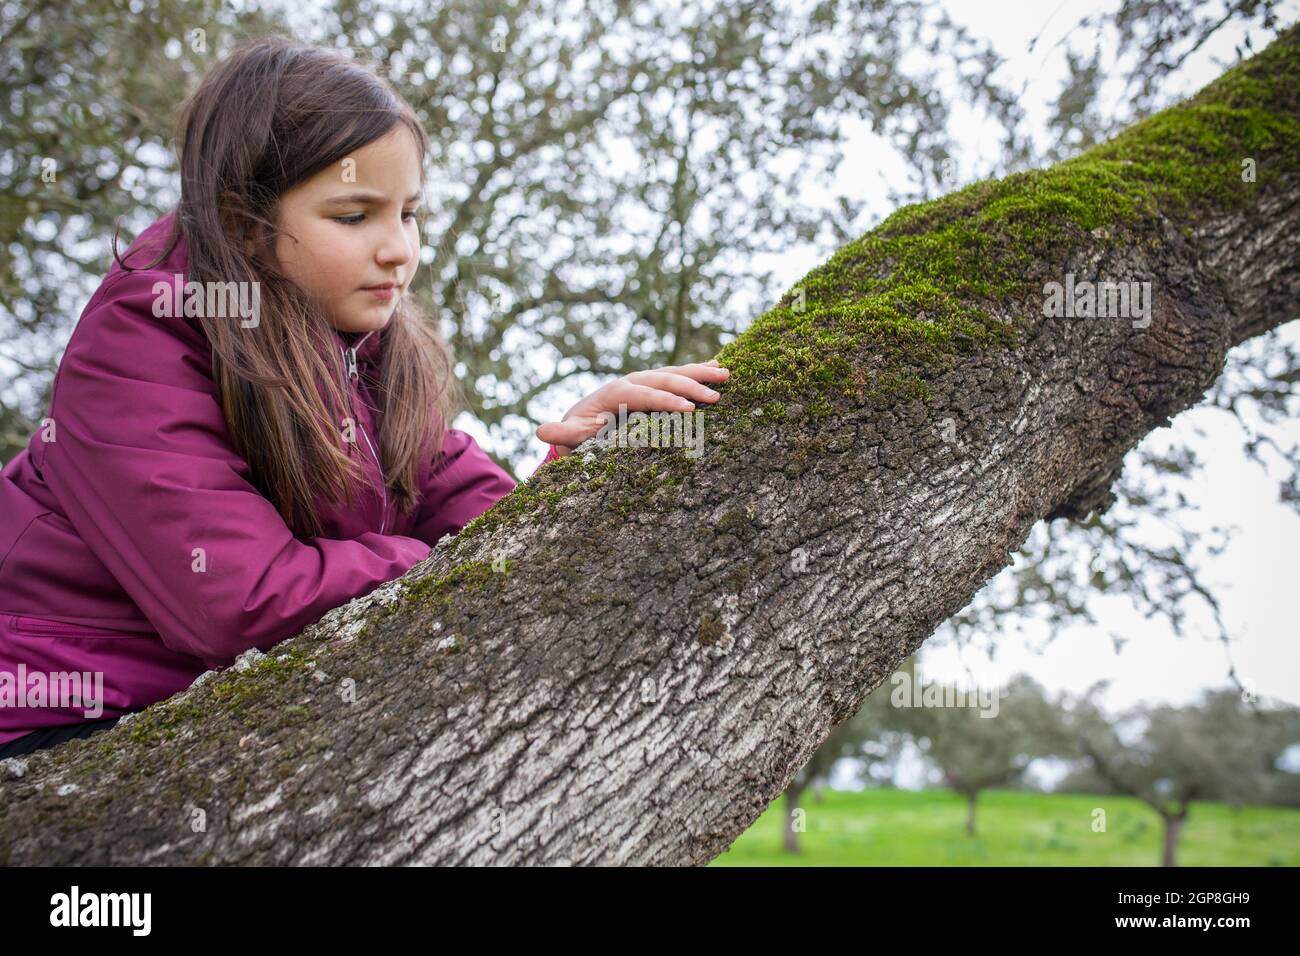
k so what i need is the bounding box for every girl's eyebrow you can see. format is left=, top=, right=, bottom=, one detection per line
left=321, top=191, right=422, bottom=206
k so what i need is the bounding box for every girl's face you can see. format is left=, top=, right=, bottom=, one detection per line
left=269, top=125, right=423, bottom=334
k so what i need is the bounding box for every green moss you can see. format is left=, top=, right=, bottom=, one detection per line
left=715, top=507, right=751, bottom=536
left=390, top=558, right=512, bottom=616
left=720, top=563, right=750, bottom=593
left=123, top=698, right=208, bottom=747
left=602, top=451, right=696, bottom=517
left=111, top=647, right=319, bottom=748
left=712, top=25, right=1299, bottom=418
left=452, top=456, right=587, bottom=549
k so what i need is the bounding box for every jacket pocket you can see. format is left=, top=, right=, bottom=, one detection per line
left=9, top=615, right=143, bottom=639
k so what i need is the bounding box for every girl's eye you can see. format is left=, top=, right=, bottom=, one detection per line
left=334, top=210, right=419, bottom=225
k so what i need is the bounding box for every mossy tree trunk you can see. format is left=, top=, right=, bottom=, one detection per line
left=2, top=27, right=1297, bottom=866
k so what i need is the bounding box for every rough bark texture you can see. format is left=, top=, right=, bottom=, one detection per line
left=2, top=28, right=1298, bottom=865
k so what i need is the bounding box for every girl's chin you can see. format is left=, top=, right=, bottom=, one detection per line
left=336, top=309, right=394, bottom=332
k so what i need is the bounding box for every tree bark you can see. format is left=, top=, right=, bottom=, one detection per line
left=2, top=27, right=1298, bottom=865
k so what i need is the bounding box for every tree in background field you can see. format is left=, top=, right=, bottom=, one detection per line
left=1052, top=686, right=1300, bottom=865
left=881, top=673, right=1062, bottom=837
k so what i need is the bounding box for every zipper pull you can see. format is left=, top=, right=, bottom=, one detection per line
left=345, top=346, right=358, bottom=380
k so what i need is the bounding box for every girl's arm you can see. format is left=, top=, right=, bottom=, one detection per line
left=36, top=270, right=433, bottom=671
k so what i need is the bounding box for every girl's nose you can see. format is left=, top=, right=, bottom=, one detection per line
left=376, top=233, right=415, bottom=266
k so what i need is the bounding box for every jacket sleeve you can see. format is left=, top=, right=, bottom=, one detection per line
left=35, top=270, right=432, bottom=671
left=408, top=429, right=563, bottom=547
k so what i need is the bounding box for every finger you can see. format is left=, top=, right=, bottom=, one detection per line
left=623, top=370, right=724, bottom=403
left=536, top=421, right=597, bottom=448
left=642, top=362, right=730, bottom=381
left=604, top=382, right=709, bottom=412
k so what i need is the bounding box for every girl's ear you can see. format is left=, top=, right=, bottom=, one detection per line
left=239, top=224, right=260, bottom=260
left=219, top=191, right=261, bottom=259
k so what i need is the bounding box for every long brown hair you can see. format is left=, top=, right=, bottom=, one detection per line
left=112, top=34, right=462, bottom=538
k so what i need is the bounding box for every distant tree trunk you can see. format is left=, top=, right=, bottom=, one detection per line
left=1162, top=808, right=1187, bottom=867
left=965, top=790, right=979, bottom=837
left=784, top=777, right=808, bottom=853
left=1, top=28, right=1297, bottom=866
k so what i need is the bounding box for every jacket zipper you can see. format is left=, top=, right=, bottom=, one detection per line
left=11, top=615, right=137, bottom=637
left=340, top=339, right=387, bottom=534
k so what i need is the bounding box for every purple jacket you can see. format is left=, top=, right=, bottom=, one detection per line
left=0, top=209, right=560, bottom=745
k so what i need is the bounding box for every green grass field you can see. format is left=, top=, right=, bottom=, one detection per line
left=708, top=787, right=1300, bottom=866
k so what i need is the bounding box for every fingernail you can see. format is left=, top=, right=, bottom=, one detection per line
left=706, top=389, right=720, bottom=398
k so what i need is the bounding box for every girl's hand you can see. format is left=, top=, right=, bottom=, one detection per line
left=536, top=359, right=731, bottom=456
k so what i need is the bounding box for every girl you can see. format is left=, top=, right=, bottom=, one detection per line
left=0, top=35, right=729, bottom=758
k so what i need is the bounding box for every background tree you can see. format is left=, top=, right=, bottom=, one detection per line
left=883, top=674, right=1060, bottom=836
left=0, top=0, right=283, bottom=456
left=1052, top=686, right=1300, bottom=865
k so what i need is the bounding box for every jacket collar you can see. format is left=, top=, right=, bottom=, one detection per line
left=335, top=325, right=384, bottom=367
